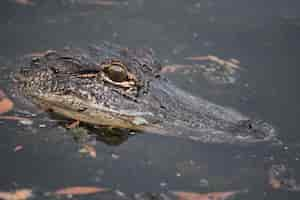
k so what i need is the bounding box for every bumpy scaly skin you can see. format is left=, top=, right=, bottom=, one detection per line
left=15, top=43, right=279, bottom=144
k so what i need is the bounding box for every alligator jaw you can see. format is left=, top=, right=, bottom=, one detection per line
left=32, top=93, right=169, bottom=135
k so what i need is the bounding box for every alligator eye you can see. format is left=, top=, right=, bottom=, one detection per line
left=106, top=65, right=127, bottom=82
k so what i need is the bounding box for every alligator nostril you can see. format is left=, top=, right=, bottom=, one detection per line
left=238, top=120, right=255, bottom=131
left=247, top=123, right=253, bottom=129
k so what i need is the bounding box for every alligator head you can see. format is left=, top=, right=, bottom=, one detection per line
left=15, top=43, right=279, bottom=145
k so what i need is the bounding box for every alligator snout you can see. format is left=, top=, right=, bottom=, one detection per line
left=234, top=119, right=280, bottom=144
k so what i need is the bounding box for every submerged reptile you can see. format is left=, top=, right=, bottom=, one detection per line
left=14, top=43, right=278, bottom=144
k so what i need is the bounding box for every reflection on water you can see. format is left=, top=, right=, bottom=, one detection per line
left=0, top=0, right=300, bottom=199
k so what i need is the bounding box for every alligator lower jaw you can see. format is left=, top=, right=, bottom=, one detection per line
left=29, top=94, right=168, bottom=135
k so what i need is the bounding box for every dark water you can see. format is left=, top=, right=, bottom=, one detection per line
left=0, top=0, right=300, bottom=199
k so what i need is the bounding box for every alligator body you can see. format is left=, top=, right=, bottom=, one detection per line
left=15, top=43, right=278, bottom=144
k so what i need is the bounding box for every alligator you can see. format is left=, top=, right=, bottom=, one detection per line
left=14, top=43, right=279, bottom=145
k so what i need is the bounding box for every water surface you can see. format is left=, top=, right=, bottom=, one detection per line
left=0, top=0, right=300, bottom=199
